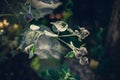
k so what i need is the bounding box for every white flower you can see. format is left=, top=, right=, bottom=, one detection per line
left=79, top=27, right=90, bottom=39
left=30, top=24, right=40, bottom=30
left=79, top=57, right=89, bottom=65
left=32, top=0, right=62, bottom=9
left=44, top=30, right=58, bottom=37
left=51, top=21, right=68, bottom=32
left=74, top=47, right=88, bottom=59
left=69, top=42, right=88, bottom=59
left=79, top=47, right=88, bottom=55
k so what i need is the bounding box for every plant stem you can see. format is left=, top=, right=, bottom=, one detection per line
left=0, top=14, right=14, bottom=17
left=57, top=38, right=72, bottom=50
left=58, top=34, right=76, bottom=37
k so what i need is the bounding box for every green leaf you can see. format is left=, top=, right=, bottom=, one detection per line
left=65, top=51, right=75, bottom=58
left=29, top=44, right=35, bottom=58
left=30, top=44, right=35, bottom=53
left=30, top=56, right=40, bottom=71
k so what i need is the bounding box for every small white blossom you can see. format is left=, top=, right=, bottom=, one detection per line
left=79, top=47, right=88, bottom=55
left=30, top=24, right=40, bottom=30
left=68, top=42, right=88, bottom=59
left=79, top=57, right=89, bottom=65
left=74, top=47, right=88, bottom=59
left=51, top=21, right=68, bottom=32
left=79, top=27, right=90, bottom=39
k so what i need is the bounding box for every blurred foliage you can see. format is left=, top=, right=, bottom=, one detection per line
left=88, top=27, right=108, bottom=79
left=30, top=55, right=80, bottom=80
left=39, top=63, right=80, bottom=80
left=30, top=56, right=40, bottom=71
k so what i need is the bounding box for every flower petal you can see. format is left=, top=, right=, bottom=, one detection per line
left=51, top=21, right=68, bottom=32
left=79, top=57, right=89, bottom=65
left=30, top=24, right=40, bottom=30
left=44, top=30, right=58, bottom=37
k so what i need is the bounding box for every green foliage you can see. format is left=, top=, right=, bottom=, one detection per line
left=39, top=64, right=79, bottom=80
left=30, top=56, right=41, bottom=71
left=89, top=27, right=108, bottom=75
left=65, top=51, right=75, bottom=58
left=62, top=9, right=73, bottom=21
left=90, top=27, right=105, bottom=59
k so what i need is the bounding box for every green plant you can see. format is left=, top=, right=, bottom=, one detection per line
left=40, top=63, right=80, bottom=80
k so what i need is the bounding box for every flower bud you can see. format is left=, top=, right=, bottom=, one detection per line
left=74, top=47, right=88, bottom=59
left=79, top=57, right=89, bottom=65
left=80, top=28, right=89, bottom=39
left=24, top=13, right=33, bottom=22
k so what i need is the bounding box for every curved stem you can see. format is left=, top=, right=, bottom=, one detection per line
left=58, top=34, right=76, bottom=37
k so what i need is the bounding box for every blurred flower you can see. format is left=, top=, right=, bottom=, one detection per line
left=3, top=19, right=9, bottom=27
left=74, top=47, right=88, bottom=59
left=30, top=24, right=40, bottom=31
left=24, top=13, right=33, bottom=22
left=73, top=30, right=81, bottom=40
left=31, top=0, right=62, bottom=9
left=74, top=30, right=80, bottom=35
left=68, top=42, right=89, bottom=65
left=31, top=0, right=62, bottom=19
left=20, top=0, right=62, bottom=20
left=89, top=59, right=99, bottom=69
left=55, top=13, right=62, bottom=19
left=79, top=47, right=88, bottom=55
left=79, top=57, right=89, bottom=65
left=79, top=27, right=90, bottom=39
left=49, top=13, right=55, bottom=19
left=69, top=42, right=87, bottom=58
left=51, top=21, right=68, bottom=32
left=0, top=29, right=4, bottom=35
left=13, top=24, right=19, bottom=29
left=73, top=27, right=90, bottom=41
left=0, top=22, right=4, bottom=29
left=0, top=19, right=9, bottom=28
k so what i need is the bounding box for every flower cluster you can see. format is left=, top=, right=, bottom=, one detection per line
left=19, top=21, right=90, bottom=65
left=68, top=42, right=89, bottom=65
left=50, top=21, right=89, bottom=41
left=74, top=27, right=90, bottom=40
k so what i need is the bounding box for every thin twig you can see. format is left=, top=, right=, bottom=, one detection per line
left=0, top=14, right=14, bottom=17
